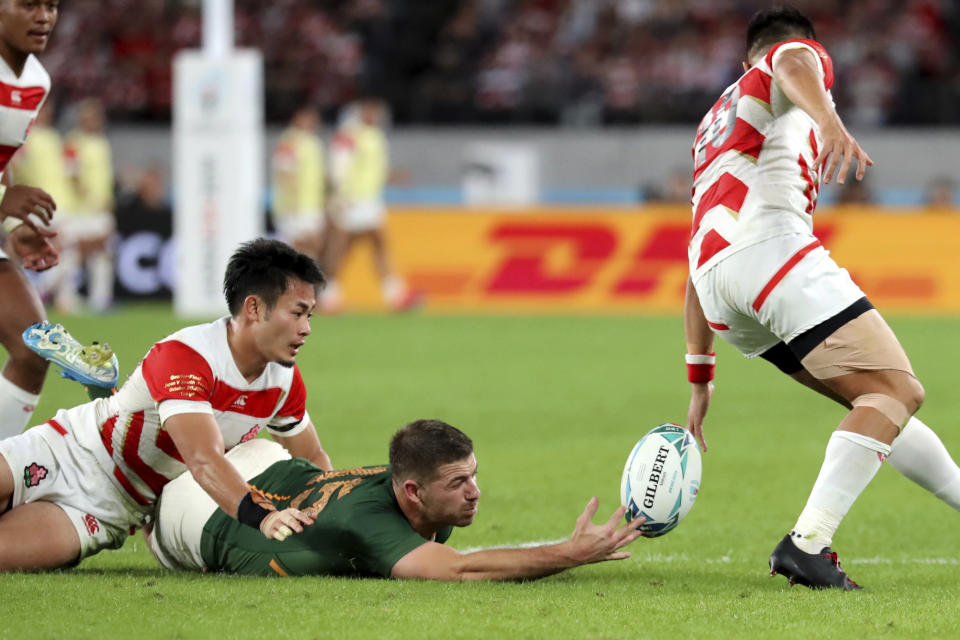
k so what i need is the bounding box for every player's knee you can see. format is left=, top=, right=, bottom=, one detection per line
left=901, top=375, right=925, bottom=416
left=4, top=345, right=49, bottom=382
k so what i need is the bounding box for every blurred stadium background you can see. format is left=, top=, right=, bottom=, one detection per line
left=18, top=0, right=960, bottom=315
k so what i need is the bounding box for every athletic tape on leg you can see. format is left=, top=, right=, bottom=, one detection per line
left=851, top=393, right=910, bottom=430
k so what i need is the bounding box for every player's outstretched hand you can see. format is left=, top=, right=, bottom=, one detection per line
left=814, top=115, right=873, bottom=185
left=8, top=223, right=59, bottom=271
left=0, top=185, right=57, bottom=237
left=567, top=497, right=645, bottom=565
left=260, top=507, right=315, bottom=541
left=687, top=381, right=713, bottom=452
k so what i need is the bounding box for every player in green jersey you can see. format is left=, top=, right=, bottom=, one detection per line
left=148, top=419, right=645, bottom=580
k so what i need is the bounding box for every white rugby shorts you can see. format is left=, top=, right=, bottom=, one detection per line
left=55, top=212, right=115, bottom=241
left=273, top=211, right=325, bottom=240
left=149, top=439, right=291, bottom=571
left=692, top=233, right=865, bottom=358
left=0, top=404, right=151, bottom=560
left=330, top=198, right=385, bottom=233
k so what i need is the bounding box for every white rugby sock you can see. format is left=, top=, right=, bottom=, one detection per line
left=88, top=251, right=114, bottom=312
left=381, top=274, right=406, bottom=305
left=887, top=416, right=960, bottom=510
left=0, top=374, right=39, bottom=439
left=790, top=430, right=890, bottom=554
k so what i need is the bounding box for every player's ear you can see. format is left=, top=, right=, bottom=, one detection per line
left=742, top=60, right=750, bottom=72
left=402, top=479, right=422, bottom=505
left=242, top=294, right=265, bottom=321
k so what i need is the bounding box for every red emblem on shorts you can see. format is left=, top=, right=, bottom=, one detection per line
left=877, top=452, right=887, bottom=463
left=23, top=462, right=48, bottom=488
left=83, top=514, right=100, bottom=536
left=240, top=424, right=261, bottom=443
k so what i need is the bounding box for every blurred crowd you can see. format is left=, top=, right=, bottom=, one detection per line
left=42, top=0, right=960, bottom=126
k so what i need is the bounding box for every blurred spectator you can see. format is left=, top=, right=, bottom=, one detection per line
left=117, top=164, right=170, bottom=220
left=924, top=176, right=958, bottom=210
left=834, top=174, right=875, bottom=206
left=642, top=167, right=691, bottom=204
left=37, top=0, right=960, bottom=126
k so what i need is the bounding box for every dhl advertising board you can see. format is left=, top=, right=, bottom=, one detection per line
left=335, top=206, right=960, bottom=313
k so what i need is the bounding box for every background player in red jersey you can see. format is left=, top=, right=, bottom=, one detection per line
left=149, top=419, right=646, bottom=581
left=0, top=0, right=117, bottom=441
left=683, top=6, right=960, bottom=590
left=0, top=239, right=332, bottom=571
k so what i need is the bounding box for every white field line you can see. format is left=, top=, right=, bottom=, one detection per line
left=455, top=542, right=959, bottom=566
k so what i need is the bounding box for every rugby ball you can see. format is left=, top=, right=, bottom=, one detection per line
left=620, top=423, right=702, bottom=537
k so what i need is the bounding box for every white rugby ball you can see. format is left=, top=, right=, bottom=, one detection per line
left=620, top=423, right=702, bottom=537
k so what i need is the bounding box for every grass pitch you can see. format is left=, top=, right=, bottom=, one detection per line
left=3, top=306, right=959, bottom=639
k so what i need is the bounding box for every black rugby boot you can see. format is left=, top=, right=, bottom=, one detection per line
left=769, top=534, right=861, bottom=590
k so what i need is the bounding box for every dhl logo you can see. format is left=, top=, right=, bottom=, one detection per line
left=483, top=222, right=836, bottom=297
left=336, top=210, right=958, bottom=312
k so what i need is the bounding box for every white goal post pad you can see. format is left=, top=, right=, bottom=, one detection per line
left=172, top=49, right=264, bottom=318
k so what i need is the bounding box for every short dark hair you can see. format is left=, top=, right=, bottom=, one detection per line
left=223, top=238, right=326, bottom=316
left=389, top=419, right=474, bottom=483
left=746, top=6, right=816, bottom=62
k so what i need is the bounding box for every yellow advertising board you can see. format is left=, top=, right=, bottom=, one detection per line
left=334, top=206, right=960, bottom=313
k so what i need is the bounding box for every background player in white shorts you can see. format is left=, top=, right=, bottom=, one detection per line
left=683, top=7, right=960, bottom=589
left=0, top=239, right=333, bottom=571
left=322, top=97, right=420, bottom=313
left=57, top=97, right=116, bottom=313
left=271, top=105, right=326, bottom=265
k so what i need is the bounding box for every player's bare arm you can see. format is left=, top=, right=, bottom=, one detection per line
left=390, top=498, right=644, bottom=581
left=7, top=222, right=57, bottom=271
left=772, top=48, right=872, bottom=185
left=683, top=277, right=714, bottom=452
left=272, top=422, right=332, bottom=471
left=164, top=412, right=315, bottom=540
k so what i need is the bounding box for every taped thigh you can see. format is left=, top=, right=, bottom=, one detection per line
left=800, top=309, right=915, bottom=380
left=852, top=393, right=910, bottom=429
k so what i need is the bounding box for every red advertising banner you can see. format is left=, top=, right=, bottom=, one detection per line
left=333, top=206, right=960, bottom=313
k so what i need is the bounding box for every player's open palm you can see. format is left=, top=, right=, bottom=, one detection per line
left=814, top=115, right=873, bottom=185
left=0, top=184, right=57, bottom=236
left=567, top=497, right=645, bottom=565
left=687, top=381, right=713, bottom=452
left=260, top=507, right=315, bottom=541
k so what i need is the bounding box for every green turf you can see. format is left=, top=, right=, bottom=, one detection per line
left=3, top=306, right=959, bottom=639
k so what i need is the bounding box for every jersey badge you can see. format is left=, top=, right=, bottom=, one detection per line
left=240, top=425, right=261, bottom=443
left=23, top=462, right=48, bottom=488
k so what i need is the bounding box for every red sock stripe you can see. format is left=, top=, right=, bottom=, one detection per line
left=752, top=240, right=822, bottom=312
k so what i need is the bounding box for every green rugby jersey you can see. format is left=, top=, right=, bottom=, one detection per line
left=200, top=459, right=452, bottom=576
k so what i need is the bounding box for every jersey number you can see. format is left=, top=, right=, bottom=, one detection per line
left=694, top=86, right=740, bottom=172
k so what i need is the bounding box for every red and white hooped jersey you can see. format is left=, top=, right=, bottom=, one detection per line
left=73, top=317, right=309, bottom=506
left=0, top=53, right=49, bottom=177
left=689, top=39, right=834, bottom=281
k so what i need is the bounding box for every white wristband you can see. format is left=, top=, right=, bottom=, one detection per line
left=685, top=354, right=716, bottom=365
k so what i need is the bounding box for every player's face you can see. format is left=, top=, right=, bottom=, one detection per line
left=419, top=454, right=480, bottom=528
left=256, top=278, right=316, bottom=367
left=0, top=0, right=58, bottom=55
